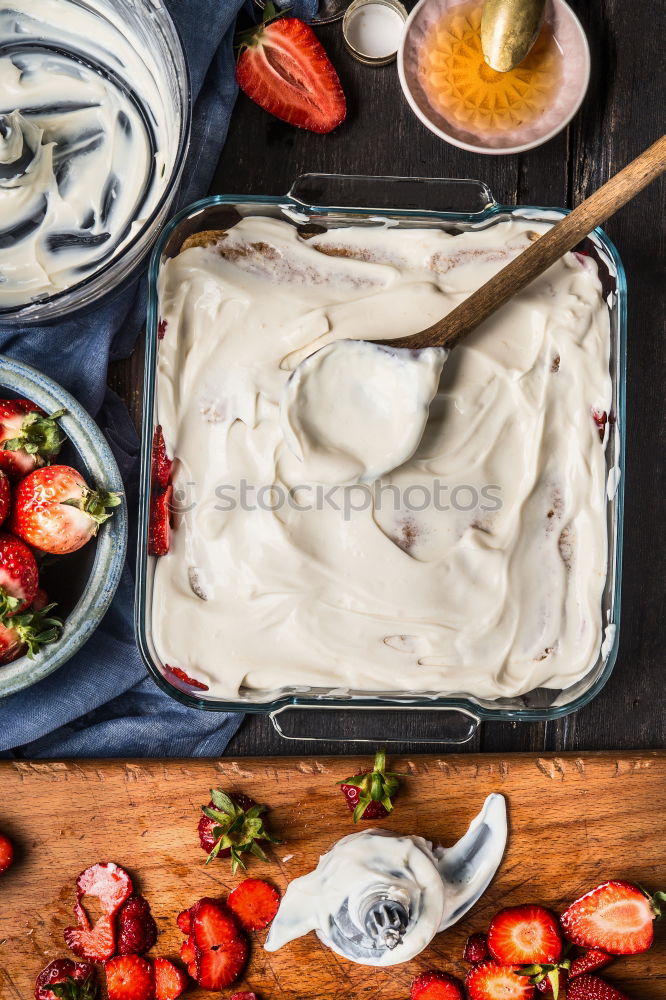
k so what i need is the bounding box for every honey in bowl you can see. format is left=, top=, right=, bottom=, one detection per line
left=418, top=1, right=563, bottom=137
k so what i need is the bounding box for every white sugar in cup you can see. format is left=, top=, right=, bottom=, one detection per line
left=343, top=0, right=408, bottom=65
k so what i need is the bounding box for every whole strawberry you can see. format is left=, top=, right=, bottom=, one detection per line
left=0, top=603, right=61, bottom=664
left=567, top=974, right=631, bottom=1000
left=0, top=831, right=14, bottom=873
left=11, top=465, right=121, bottom=554
left=0, top=468, right=10, bottom=525
left=0, top=532, right=39, bottom=615
left=199, top=789, right=278, bottom=872
left=35, top=959, right=96, bottom=1000
left=338, top=750, right=401, bottom=823
left=0, top=399, right=65, bottom=480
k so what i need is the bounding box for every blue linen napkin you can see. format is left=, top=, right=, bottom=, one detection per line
left=0, top=0, right=315, bottom=758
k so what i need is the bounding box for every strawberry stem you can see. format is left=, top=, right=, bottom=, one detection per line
left=339, top=749, right=401, bottom=824
left=62, top=488, right=122, bottom=528
left=3, top=408, right=66, bottom=458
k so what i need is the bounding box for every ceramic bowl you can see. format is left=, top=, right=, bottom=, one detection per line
left=0, top=356, right=127, bottom=698
left=398, top=0, right=590, bottom=154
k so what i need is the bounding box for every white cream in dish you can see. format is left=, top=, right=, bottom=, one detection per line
left=0, top=0, right=176, bottom=309
left=265, top=794, right=507, bottom=966
left=154, top=216, right=612, bottom=701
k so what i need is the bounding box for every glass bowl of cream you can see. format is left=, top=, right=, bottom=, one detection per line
left=0, top=0, right=191, bottom=322
left=136, top=174, right=625, bottom=742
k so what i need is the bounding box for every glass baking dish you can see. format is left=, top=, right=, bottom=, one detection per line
left=136, top=174, right=625, bottom=743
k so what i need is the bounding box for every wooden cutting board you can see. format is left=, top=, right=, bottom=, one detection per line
left=1, top=752, right=664, bottom=1000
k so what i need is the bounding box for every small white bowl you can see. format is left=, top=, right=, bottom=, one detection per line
left=398, top=0, right=590, bottom=155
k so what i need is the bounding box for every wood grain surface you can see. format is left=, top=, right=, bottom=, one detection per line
left=1, top=753, right=665, bottom=999
left=108, top=0, right=666, bottom=759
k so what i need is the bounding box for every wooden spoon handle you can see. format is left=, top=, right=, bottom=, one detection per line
left=388, top=134, right=666, bottom=351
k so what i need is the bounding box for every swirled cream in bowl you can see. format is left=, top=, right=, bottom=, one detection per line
left=0, top=0, right=190, bottom=322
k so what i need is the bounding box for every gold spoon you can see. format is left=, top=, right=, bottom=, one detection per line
left=481, top=0, right=546, bottom=73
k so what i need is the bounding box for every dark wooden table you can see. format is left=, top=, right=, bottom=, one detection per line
left=110, top=0, right=665, bottom=758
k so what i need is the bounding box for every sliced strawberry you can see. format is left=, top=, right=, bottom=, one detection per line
left=0, top=832, right=14, bottom=873
left=570, top=950, right=613, bottom=978
left=198, top=790, right=278, bottom=872
left=227, top=879, right=280, bottom=931
left=176, top=908, right=193, bottom=935
left=157, top=319, right=168, bottom=340
left=35, top=959, right=96, bottom=1000
left=191, top=898, right=240, bottom=951
left=560, top=880, right=665, bottom=955
left=76, top=862, right=134, bottom=916
left=235, top=3, right=346, bottom=134
left=591, top=408, right=608, bottom=441
left=117, top=895, right=158, bottom=955
left=195, top=936, right=248, bottom=991
left=338, top=749, right=401, bottom=823
left=464, top=932, right=490, bottom=964
left=65, top=913, right=116, bottom=962
left=566, top=975, right=631, bottom=1000
left=230, top=995, right=258, bottom=1000
left=149, top=485, right=172, bottom=556
left=466, top=962, right=536, bottom=1000
left=488, top=905, right=562, bottom=965
left=410, top=969, right=465, bottom=1000
left=105, top=955, right=155, bottom=1000
left=179, top=937, right=197, bottom=978
left=151, top=426, right=172, bottom=490
left=0, top=469, right=9, bottom=526
left=153, top=958, right=188, bottom=1000
left=165, top=664, right=209, bottom=692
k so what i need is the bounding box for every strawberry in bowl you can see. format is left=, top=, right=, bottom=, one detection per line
left=0, top=357, right=127, bottom=698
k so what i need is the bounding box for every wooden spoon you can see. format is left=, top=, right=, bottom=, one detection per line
left=382, top=134, right=666, bottom=351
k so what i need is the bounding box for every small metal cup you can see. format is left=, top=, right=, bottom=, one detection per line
left=342, top=0, right=408, bottom=65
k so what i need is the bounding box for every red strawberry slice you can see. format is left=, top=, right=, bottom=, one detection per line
left=165, top=664, right=209, bottom=692
left=227, top=878, right=280, bottom=931
left=105, top=955, right=155, bottom=1000
left=410, top=969, right=465, bottom=999
left=117, top=895, right=158, bottom=955
left=488, top=905, right=563, bottom=965
left=153, top=958, right=188, bottom=1000
left=65, top=913, right=116, bottom=962
left=0, top=832, right=14, bottom=874
left=149, top=485, right=172, bottom=556
left=190, top=897, right=248, bottom=990
left=176, top=908, right=193, bottom=935
left=151, top=426, right=172, bottom=490
left=570, top=950, right=613, bottom=978
left=591, top=408, right=608, bottom=441
left=0, top=469, right=9, bottom=526
left=0, top=532, right=39, bottom=616
left=179, top=937, right=197, bottom=978
left=560, top=880, right=665, bottom=955
left=466, top=962, right=536, bottom=999
left=566, top=975, right=631, bottom=1000
left=464, top=932, right=490, bottom=963
left=76, top=862, right=134, bottom=915
left=35, top=959, right=96, bottom=1000
left=236, top=4, right=346, bottom=134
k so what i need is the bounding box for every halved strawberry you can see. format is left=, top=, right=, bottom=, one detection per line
left=151, top=426, right=172, bottom=490
left=235, top=3, right=346, bottom=134
left=227, top=879, right=280, bottom=931
left=488, top=905, right=562, bottom=965
left=149, top=485, right=172, bottom=557
left=570, top=950, right=613, bottom=978
left=198, top=790, right=278, bottom=872
left=190, top=897, right=248, bottom=990
left=338, top=749, right=401, bottom=823
left=463, top=932, right=490, bottom=964
left=105, top=955, right=154, bottom=1000
left=560, top=880, right=665, bottom=955
left=35, top=959, right=96, bottom=1000
left=566, top=975, right=631, bottom=1000
left=153, top=958, right=188, bottom=1000
left=466, top=962, right=536, bottom=999
left=410, top=969, right=464, bottom=999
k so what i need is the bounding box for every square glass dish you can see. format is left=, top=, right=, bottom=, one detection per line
left=136, top=174, right=625, bottom=743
